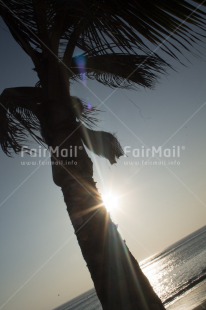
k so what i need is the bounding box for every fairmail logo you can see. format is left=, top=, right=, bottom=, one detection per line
left=124, top=145, right=185, bottom=158
left=20, top=145, right=83, bottom=158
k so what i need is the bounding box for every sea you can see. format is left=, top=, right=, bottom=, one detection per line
left=54, top=225, right=206, bottom=310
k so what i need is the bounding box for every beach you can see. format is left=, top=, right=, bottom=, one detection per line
left=167, top=281, right=206, bottom=310
left=53, top=282, right=206, bottom=310
left=54, top=226, right=206, bottom=310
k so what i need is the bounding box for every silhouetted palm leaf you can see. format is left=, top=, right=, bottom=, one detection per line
left=0, top=88, right=115, bottom=160
left=0, top=87, right=44, bottom=155
left=71, top=54, right=167, bottom=89
left=53, top=0, right=206, bottom=62
left=0, top=0, right=206, bottom=157
left=0, top=104, right=42, bottom=156
left=1, top=1, right=206, bottom=65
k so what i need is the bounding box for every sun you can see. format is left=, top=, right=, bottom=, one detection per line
left=102, top=191, right=119, bottom=213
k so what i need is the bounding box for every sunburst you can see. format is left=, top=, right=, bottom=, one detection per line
left=102, top=191, right=119, bottom=213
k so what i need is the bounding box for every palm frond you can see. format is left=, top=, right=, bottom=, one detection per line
left=0, top=88, right=101, bottom=155
left=0, top=1, right=40, bottom=60
left=0, top=87, right=43, bottom=155
left=80, top=124, right=124, bottom=164
left=1, top=1, right=205, bottom=65
left=71, top=54, right=167, bottom=89
left=1, top=1, right=206, bottom=157
left=1, top=87, right=45, bottom=108
left=61, top=0, right=206, bottom=63
left=0, top=104, right=42, bottom=156
left=55, top=95, right=122, bottom=163
left=71, top=96, right=100, bottom=127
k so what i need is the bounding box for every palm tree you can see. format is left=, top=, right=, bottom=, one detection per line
left=0, top=1, right=205, bottom=309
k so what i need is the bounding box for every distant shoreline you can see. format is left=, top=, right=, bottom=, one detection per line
left=166, top=280, right=206, bottom=310
left=164, top=274, right=206, bottom=306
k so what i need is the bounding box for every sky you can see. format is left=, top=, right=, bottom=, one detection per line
left=0, top=14, right=206, bottom=310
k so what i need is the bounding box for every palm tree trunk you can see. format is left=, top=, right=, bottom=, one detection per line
left=40, top=63, right=165, bottom=308
left=49, top=127, right=165, bottom=310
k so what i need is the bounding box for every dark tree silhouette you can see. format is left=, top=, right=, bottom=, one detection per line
left=0, top=1, right=205, bottom=309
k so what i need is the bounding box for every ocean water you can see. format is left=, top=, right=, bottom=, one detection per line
left=54, top=226, right=206, bottom=310
left=142, top=225, right=206, bottom=307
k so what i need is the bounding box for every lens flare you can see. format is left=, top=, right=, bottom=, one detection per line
left=75, top=55, right=87, bottom=86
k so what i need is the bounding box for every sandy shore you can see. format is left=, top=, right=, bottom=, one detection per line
left=166, top=282, right=206, bottom=310
left=193, top=301, right=206, bottom=309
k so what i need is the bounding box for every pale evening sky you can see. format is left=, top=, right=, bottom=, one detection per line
left=0, top=17, right=206, bottom=310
